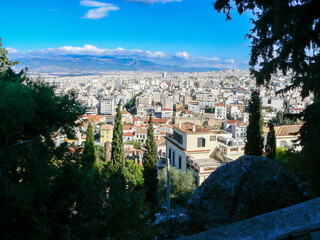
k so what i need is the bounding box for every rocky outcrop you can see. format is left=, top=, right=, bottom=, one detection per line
left=188, top=155, right=311, bottom=230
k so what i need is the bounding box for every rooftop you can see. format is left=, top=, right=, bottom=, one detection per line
left=172, top=122, right=211, bottom=134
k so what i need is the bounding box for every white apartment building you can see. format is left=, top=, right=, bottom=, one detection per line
left=136, top=96, right=151, bottom=106
left=165, top=122, right=240, bottom=185
left=215, top=103, right=227, bottom=119
left=99, top=97, right=114, bottom=115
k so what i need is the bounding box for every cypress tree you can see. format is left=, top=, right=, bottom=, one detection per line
left=265, top=122, right=276, bottom=159
left=221, top=122, right=225, bottom=130
left=111, top=100, right=124, bottom=169
left=143, top=114, right=158, bottom=210
left=82, top=122, right=96, bottom=169
left=245, top=90, right=264, bottom=156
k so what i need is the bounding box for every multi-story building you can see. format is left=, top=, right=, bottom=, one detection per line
left=100, top=124, right=113, bottom=143
left=165, top=122, right=234, bottom=185
left=99, top=98, right=114, bottom=115
left=215, top=103, right=227, bottom=119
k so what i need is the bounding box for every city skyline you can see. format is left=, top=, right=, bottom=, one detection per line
left=1, top=0, right=252, bottom=69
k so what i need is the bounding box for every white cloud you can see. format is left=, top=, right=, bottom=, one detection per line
left=125, top=0, right=181, bottom=3
left=80, top=0, right=109, bottom=7
left=80, top=1, right=119, bottom=19
left=11, top=44, right=240, bottom=69
left=225, top=59, right=235, bottom=64
left=6, top=47, right=19, bottom=54
left=175, top=51, right=190, bottom=59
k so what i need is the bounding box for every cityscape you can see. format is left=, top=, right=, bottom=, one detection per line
left=1, top=0, right=320, bottom=239
left=39, top=69, right=308, bottom=186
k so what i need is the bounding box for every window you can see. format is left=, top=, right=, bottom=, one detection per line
left=169, top=148, right=172, bottom=160
left=210, top=136, right=216, bottom=141
left=197, top=137, right=206, bottom=147
left=179, top=156, right=182, bottom=169
left=173, top=131, right=183, bottom=145
left=172, top=151, right=175, bottom=166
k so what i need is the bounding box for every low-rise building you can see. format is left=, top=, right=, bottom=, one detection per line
left=100, top=124, right=113, bottom=143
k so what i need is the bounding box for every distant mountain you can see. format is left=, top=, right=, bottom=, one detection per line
left=15, top=55, right=222, bottom=73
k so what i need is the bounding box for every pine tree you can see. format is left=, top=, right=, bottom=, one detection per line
left=245, top=90, right=264, bottom=156
left=82, top=122, right=96, bottom=169
left=265, top=122, right=276, bottom=159
left=111, top=100, right=124, bottom=169
left=143, top=114, right=158, bottom=210
left=0, top=39, right=18, bottom=72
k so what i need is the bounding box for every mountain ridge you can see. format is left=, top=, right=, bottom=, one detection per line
left=14, top=55, right=223, bottom=73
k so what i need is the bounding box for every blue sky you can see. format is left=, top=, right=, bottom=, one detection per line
left=0, top=0, right=252, bottom=69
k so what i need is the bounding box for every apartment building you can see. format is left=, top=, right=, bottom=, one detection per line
left=165, top=122, right=233, bottom=185
left=100, top=124, right=113, bottom=143
left=99, top=97, right=114, bottom=115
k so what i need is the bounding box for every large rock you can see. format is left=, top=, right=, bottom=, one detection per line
left=188, top=155, right=311, bottom=230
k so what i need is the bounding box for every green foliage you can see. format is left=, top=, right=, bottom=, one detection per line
left=245, top=90, right=264, bottom=156
left=125, top=140, right=142, bottom=149
left=124, top=160, right=144, bottom=188
left=82, top=123, right=96, bottom=169
left=0, top=65, right=87, bottom=238
left=0, top=49, right=150, bottom=239
left=143, top=114, right=159, bottom=210
left=94, top=144, right=105, bottom=162
left=214, top=0, right=320, bottom=193
left=265, top=123, right=276, bottom=159
left=158, top=168, right=196, bottom=208
left=111, top=100, right=124, bottom=170
left=124, top=92, right=142, bottom=115
left=205, top=105, right=213, bottom=113
left=227, top=113, right=234, bottom=120
left=0, top=39, right=18, bottom=71
left=221, top=122, right=225, bottom=130
left=271, top=110, right=297, bottom=126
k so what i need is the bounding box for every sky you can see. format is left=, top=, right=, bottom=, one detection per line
left=0, top=0, right=253, bottom=69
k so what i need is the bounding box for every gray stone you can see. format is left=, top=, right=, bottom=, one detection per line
left=180, top=198, right=320, bottom=240
left=188, top=155, right=311, bottom=230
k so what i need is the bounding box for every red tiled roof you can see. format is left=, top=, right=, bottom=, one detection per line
left=124, top=132, right=135, bottom=136
left=82, top=115, right=104, bottom=123
left=144, top=118, right=168, bottom=124
left=133, top=118, right=140, bottom=121
left=123, top=124, right=133, bottom=130
left=226, top=120, right=243, bottom=124
left=215, top=103, right=225, bottom=106
left=122, top=110, right=130, bottom=114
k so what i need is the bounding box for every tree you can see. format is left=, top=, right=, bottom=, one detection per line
left=124, top=92, right=142, bottom=115
left=0, top=41, right=152, bottom=239
left=111, top=100, right=124, bottom=169
left=205, top=105, right=213, bottom=113
left=221, top=121, right=225, bottom=130
left=214, top=0, right=320, bottom=192
left=245, top=90, right=264, bottom=156
left=143, top=114, right=158, bottom=210
left=0, top=39, right=18, bottom=71
left=265, top=122, right=276, bottom=159
left=125, top=140, right=142, bottom=149
left=82, top=122, right=96, bottom=169
left=158, top=168, right=196, bottom=208
left=124, top=160, right=144, bottom=188
left=0, top=53, right=87, bottom=238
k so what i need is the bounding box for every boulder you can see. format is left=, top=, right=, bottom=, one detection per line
left=188, top=155, right=311, bottom=230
